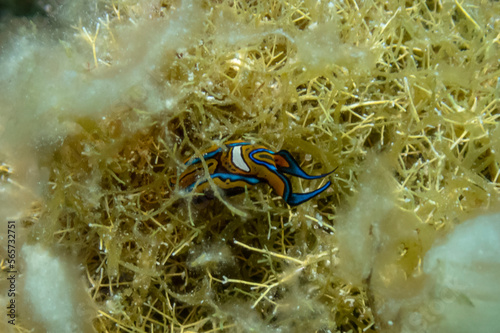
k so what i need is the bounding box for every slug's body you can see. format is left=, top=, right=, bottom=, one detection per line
left=172, top=140, right=334, bottom=206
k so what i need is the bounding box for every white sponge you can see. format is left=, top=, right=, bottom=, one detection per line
left=22, top=244, right=94, bottom=333
left=423, top=213, right=500, bottom=333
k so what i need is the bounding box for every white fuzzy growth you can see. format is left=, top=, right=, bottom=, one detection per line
left=22, top=244, right=92, bottom=333
left=423, top=213, right=500, bottom=333
left=0, top=0, right=205, bottom=221
left=231, top=146, right=250, bottom=172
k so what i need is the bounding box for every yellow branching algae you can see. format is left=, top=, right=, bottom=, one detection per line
left=1, top=0, right=500, bottom=332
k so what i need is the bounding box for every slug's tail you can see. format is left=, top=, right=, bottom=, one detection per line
left=274, top=150, right=336, bottom=180
left=286, top=181, right=332, bottom=206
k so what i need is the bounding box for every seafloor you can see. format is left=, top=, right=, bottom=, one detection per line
left=1, top=0, right=499, bottom=332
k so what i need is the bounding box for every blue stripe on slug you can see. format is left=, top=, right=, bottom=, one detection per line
left=185, top=148, right=223, bottom=166
left=186, top=172, right=261, bottom=192
left=286, top=181, right=332, bottom=206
